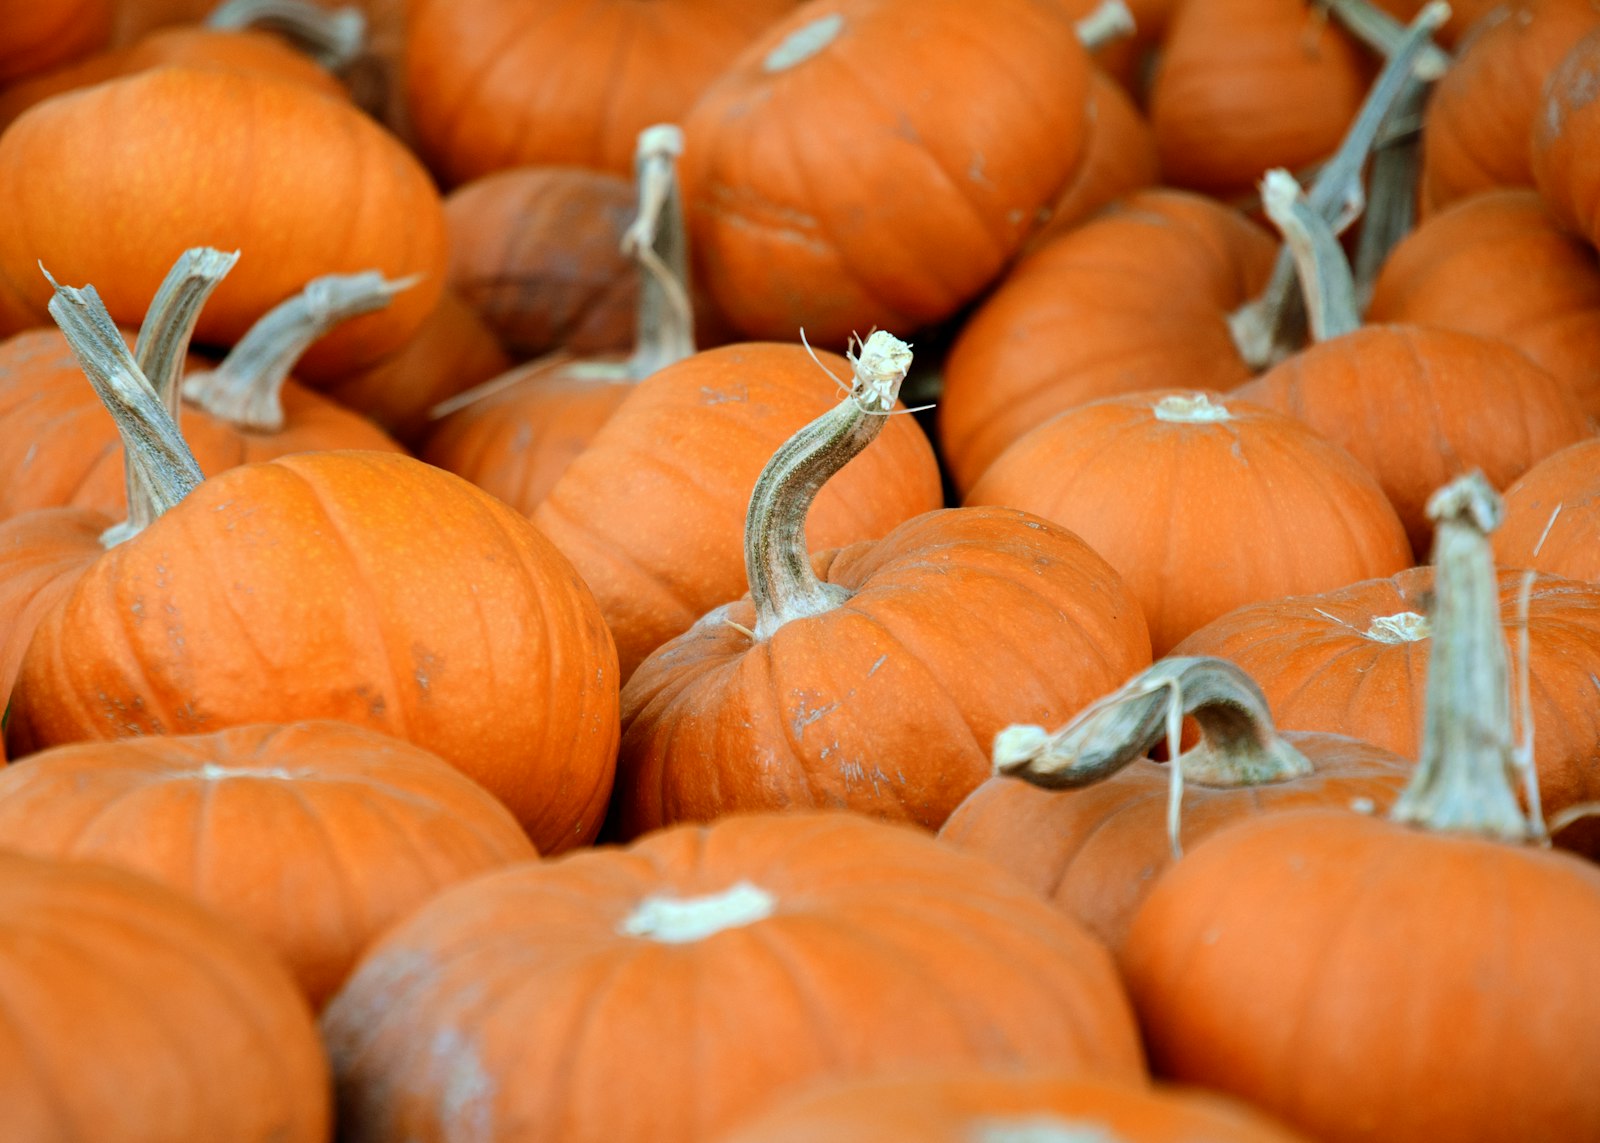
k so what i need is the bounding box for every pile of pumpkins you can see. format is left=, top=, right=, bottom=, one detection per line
left=2, top=0, right=1600, bottom=1139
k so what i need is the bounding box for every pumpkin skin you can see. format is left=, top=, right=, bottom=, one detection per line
left=7, top=450, right=620, bottom=855
left=1232, top=324, right=1591, bottom=556
left=941, top=730, right=1410, bottom=953
left=939, top=191, right=1276, bottom=495
left=1495, top=437, right=1600, bottom=581
left=1419, top=0, right=1600, bottom=214
left=0, top=850, right=330, bottom=1142
left=405, top=0, right=798, bottom=184
left=1148, top=0, right=1368, bottom=200
left=681, top=0, right=1094, bottom=345
left=965, top=390, right=1415, bottom=655
left=1365, top=189, right=1600, bottom=416
left=1121, top=809, right=1600, bottom=1141
left=0, top=67, right=448, bottom=380
left=0, top=721, right=536, bottom=1008
left=0, top=0, right=112, bottom=83
left=1171, top=567, right=1600, bottom=851
left=533, top=342, right=943, bottom=680
left=613, top=507, right=1153, bottom=839
left=0, top=327, right=406, bottom=525
left=321, top=811, right=1147, bottom=1143
left=711, top=1071, right=1312, bottom=1143
left=1533, top=28, right=1600, bottom=248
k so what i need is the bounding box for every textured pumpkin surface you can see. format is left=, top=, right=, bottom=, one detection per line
left=1122, top=810, right=1600, bottom=1141
left=1172, top=566, right=1600, bottom=849
left=1148, top=0, right=1368, bottom=199
left=407, top=0, right=797, bottom=183
left=1496, top=437, right=1600, bottom=581
left=322, top=811, right=1146, bottom=1143
left=0, top=850, right=330, bottom=1142
left=1233, top=324, right=1591, bottom=556
left=533, top=342, right=943, bottom=680
left=1533, top=28, right=1600, bottom=248
left=712, top=1071, right=1311, bottom=1143
left=7, top=451, right=620, bottom=854
left=1366, top=189, right=1600, bottom=416
left=0, top=328, right=407, bottom=525
left=0, top=722, right=537, bottom=1008
left=682, top=0, right=1093, bottom=345
left=939, top=191, right=1275, bottom=494
left=0, top=67, right=447, bottom=379
left=614, top=507, right=1152, bottom=838
left=941, top=730, right=1411, bottom=952
left=965, top=391, right=1414, bottom=655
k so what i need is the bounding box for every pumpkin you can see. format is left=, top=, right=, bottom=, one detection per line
left=0, top=850, right=329, bottom=1141
left=1532, top=28, right=1600, bottom=248
left=1365, top=189, right=1600, bottom=416
left=1495, top=437, right=1600, bottom=581
left=1419, top=0, right=1600, bottom=214
left=533, top=338, right=943, bottom=680
left=941, top=656, right=1410, bottom=952
left=1233, top=170, right=1589, bottom=556
left=613, top=332, right=1151, bottom=837
left=965, top=389, right=1414, bottom=655
left=1120, top=475, right=1600, bottom=1142
left=0, top=0, right=112, bottom=83
left=7, top=276, right=620, bottom=854
left=681, top=0, right=1095, bottom=345
left=322, top=811, right=1146, bottom=1143
left=711, top=1071, right=1311, bottom=1143
left=938, top=190, right=1276, bottom=495
left=0, top=720, right=536, bottom=1008
left=0, top=66, right=447, bottom=379
left=405, top=0, right=798, bottom=183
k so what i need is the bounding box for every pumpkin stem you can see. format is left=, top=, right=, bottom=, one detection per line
left=45, top=275, right=204, bottom=541
left=746, top=331, right=913, bottom=642
left=1228, top=1, right=1450, bottom=368
left=622, top=124, right=696, bottom=380
left=180, top=271, right=413, bottom=432
left=205, top=0, right=366, bottom=72
left=1260, top=169, right=1361, bottom=341
left=1353, top=74, right=1429, bottom=311
left=1320, top=0, right=1452, bottom=80
left=1390, top=473, right=1542, bottom=842
left=1075, top=0, right=1136, bottom=51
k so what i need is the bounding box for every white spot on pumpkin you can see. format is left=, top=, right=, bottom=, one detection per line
left=764, top=13, right=845, bottom=72
left=620, top=882, right=776, bottom=943
left=970, top=1116, right=1125, bottom=1143
left=1153, top=393, right=1232, bottom=423
left=1365, top=611, right=1430, bottom=644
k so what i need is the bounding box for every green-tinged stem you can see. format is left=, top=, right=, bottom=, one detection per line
left=746, top=332, right=913, bottom=641
left=1076, top=0, right=1135, bottom=50
left=1354, top=75, right=1428, bottom=311
left=623, top=123, right=696, bottom=379
left=205, top=0, right=366, bottom=71
left=181, top=271, right=412, bottom=432
left=1260, top=169, right=1361, bottom=342
left=46, top=278, right=204, bottom=542
left=1390, top=473, right=1540, bottom=841
left=1228, top=1, right=1450, bottom=367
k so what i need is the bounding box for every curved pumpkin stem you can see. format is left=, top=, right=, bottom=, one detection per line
left=1321, top=0, right=1452, bottom=80
left=995, top=656, right=1313, bottom=854
left=622, top=123, right=696, bottom=380
left=1391, top=472, right=1543, bottom=842
left=181, top=271, right=413, bottom=432
left=1260, top=169, right=1361, bottom=342
left=1075, top=0, right=1136, bottom=51
left=746, top=331, right=913, bottom=642
left=205, top=0, right=367, bottom=72
left=46, top=275, right=204, bottom=540
left=1228, top=1, right=1450, bottom=368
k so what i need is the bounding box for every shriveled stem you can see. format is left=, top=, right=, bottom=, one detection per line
left=746, top=332, right=912, bottom=641
left=1321, top=0, right=1452, bottom=80
left=1076, top=0, right=1136, bottom=50
left=622, top=124, right=695, bottom=379
left=182, top=271, right=413, bottom=432
left=1260, top=169, right=1361, bottom=342
left=1354, top=74, right=1429, bottom=311
left=1228, top=1, right=1450, bottom=367
left=1390, top=473, right=1541, bottom=841
left=205, top=0, right=366, bottom=71
left=46, top=276, right=203, bottom=538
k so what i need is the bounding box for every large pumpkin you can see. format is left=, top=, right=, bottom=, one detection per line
left=322, top=811, right=1147, bottom=1143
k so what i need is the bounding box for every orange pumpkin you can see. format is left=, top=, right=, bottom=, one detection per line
left=0, top=0, right=112, bottom=83
left=1495, top=437, right=1600, bottom=581
left=1532, top=28, right=1600, bottom=249
left=323, top=811, right=1147, bottom=1143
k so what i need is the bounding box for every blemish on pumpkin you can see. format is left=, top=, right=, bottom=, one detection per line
left=620, top=882, right=776, bottom=942
left=970, top=1116, right=1123, bottom=1143
left=1365, top=611, right=1429, bottom=644
left=763, top=12, right=844, bottom=72
left=867, top=654, right=887, bottom=676
left=791, top=697, right=839, bottom=736
left=700, top=382, right=748, bottom=405
left=431, top=1026, right=497, bottom=1138
left=196, top=763, right=297, bottom=781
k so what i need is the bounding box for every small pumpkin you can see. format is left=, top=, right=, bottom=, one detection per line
left=1494, top=437, right=1600, bottom=581
left=1532, top=28, right=1600, bottom=249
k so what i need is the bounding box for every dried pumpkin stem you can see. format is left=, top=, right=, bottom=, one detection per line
left=1354, top=74, right=1429, bottom=310
left=622, top=124, right=696, bottom=379
left=1390, top=473, right=1540, bottom=841
left=1075, top=0, right=1136, bottom=51
left=181, top=271, right=412, bottom=432
left=1320, top=0, right=1452, bottom=80
left=205, top=0, right=366, bottom=72
left=1229, top=1, right=1449, bottom=367
left=1260, top=169, right=1361, bottom=341
left=46, top=277, right=204, bottom=538
left=746, top=331, right=912, bottom=641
